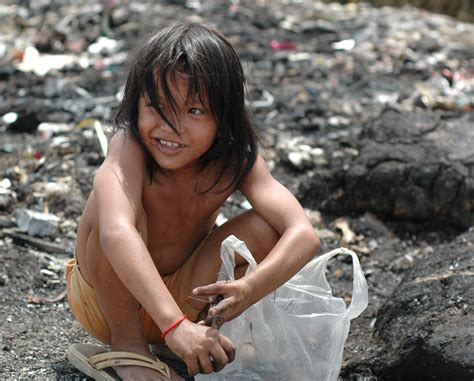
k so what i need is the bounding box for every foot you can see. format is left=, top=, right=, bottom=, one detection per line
left=111, top=345, right=184, bottom=381
left=113, top=364, right=183, bottom=381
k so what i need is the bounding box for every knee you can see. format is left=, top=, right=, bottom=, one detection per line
left=242, top=209, right=280, bottom=254
left=248, top=209, right=279, bottom=239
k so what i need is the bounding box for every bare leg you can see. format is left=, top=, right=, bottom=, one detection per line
left=84, top=230, right=183, bottom=380
left=188, top=209, right=280, bottom=313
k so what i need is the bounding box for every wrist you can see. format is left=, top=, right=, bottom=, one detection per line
left=238, top=277, right=258, bottom=307
left=161, top=315, right=188, bottom=340
left=155, top=305, right=188, bottom=332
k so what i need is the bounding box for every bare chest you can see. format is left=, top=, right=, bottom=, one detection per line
left=141, top=179, right=229, bottom=271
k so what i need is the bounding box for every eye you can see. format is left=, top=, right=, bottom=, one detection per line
left=189, top=107, right=204, bottom=116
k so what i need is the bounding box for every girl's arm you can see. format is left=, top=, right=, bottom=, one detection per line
left=238, top=155, right=320, bottom=301
left=93, top=131, right=234, bottom=374
left=194, top=155, right=320, bottom=321
left=93, top=131, right=183, bottom=329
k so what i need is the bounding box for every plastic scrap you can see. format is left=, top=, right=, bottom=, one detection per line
left=269, top=39, right=298, bottom=52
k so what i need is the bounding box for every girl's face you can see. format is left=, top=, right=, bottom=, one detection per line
left=138, top=73, right=218, bottom=174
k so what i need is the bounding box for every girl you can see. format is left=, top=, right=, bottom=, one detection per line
left=66, top=22, right=320, bottom=380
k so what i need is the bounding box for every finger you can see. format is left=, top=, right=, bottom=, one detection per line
left=219, top=334, right=236, bottom=363
left=202, top=315, right=225, bottom=329
left=192, top=282, right=227, bottom=296
left=209, top=298, right=233, bottom=316
left=186, top=357, right=199, bottom=377
left=200, top=315, right=225, bottom=328
left=201, top=316, right=215, bottom=327
left=207, top=294, right=222, bottom=305
left=209, top=344, right=229, bottom=372
left=198, top=354, right=214, bottom=374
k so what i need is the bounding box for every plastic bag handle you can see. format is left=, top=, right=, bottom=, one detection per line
left=219, top=236, right=368, bottom=320
left=315, top=247, right=369, bottom=319
left=218, top=235, right=257, bottom=282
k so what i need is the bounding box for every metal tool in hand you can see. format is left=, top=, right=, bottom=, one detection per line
left=209, top=294, right=224, bottom=329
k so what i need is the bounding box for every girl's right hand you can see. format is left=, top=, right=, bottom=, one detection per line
left=164, top=319, right=235, bottom=375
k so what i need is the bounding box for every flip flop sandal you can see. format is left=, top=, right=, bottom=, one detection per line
left=67, top=343, right=171, bottom=380
left=150, top=344, right=194, bottom=380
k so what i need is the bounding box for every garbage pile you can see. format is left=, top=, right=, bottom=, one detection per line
left=0, top=0, right=473, bottom=380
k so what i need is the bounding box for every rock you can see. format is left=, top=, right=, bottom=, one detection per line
left=0, top=63, right=14, bottom=81
left=0, top=188, right=13, bottom=209
left=277, top=137, right=327, bottom=170
left=16, top=209, right=60, bottom=237
left=7, top=111, right=41, bottom=134
left=372, top=228, right=474, bottom=380
left=299, top=108, right=474, bottom=228
left=0, top=178, right=14, bottom=209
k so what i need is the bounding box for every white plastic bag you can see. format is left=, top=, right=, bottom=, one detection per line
left=197, top=235, right=368, bottom=381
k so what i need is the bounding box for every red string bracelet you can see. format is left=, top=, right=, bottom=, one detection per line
left=161, top=315, right=188, bottom=340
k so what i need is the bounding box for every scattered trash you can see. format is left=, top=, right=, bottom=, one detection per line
left=304, top=208, right=322, bottom=228
left=246, top=89, right=274, bottom=109
left=277, top=137, right=326, bottom=170
left=331, top=217, right=370, bottom=254
left=38, top=123, right=74, bottom=140
left=269, top=39, right=298, bottom=52
left=25, top=289, right=67, bottom=305
left=2, top=112, right=18, bottom=124
left=88, top=37, right=121, bottom=55
left=316, top=228, right=339, bottom=241
left=0, top=178, right=12, bottom=189
left=416, top=70, right=473, bottom=111
left=0, top=1, right=473, bottom=379
left=332, top=217, right=360, bottom=245
left=332, top=39, right=355, bottom=51
left=0, top=186, right=13, bottom=209
left=93, top=121, right=109, bottom=157
left=16, top=46, right=87, bottom=77
left=6, top=229, right=67, bottom=254
left=6, top=111, right=41, bottom=134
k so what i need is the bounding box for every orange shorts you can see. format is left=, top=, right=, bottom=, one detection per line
left=65, top=245, right=205, bottom=345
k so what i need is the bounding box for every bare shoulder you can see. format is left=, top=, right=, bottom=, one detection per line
left=239, top=155, right=311, bottom=234
left=96, top=130, right=146, bottom=182
left=92, top=130, right=147, bottom=213
left=104, top=130, right=145, bottom=166
left=239, top=155, right=273, bottom=193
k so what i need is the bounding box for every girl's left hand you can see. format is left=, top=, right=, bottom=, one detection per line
left=192, top=279, right=254, bottom=327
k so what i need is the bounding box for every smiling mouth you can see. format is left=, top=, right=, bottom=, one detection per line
left=157, top=138, right=185, bottom=149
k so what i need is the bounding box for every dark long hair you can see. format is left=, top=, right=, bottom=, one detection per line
left=113, top=23, right=259, bottom=193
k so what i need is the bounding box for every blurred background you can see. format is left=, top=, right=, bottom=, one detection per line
left=0, top=1, right=473, bottom=380
left=324, top=0, right=474, bottom=22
